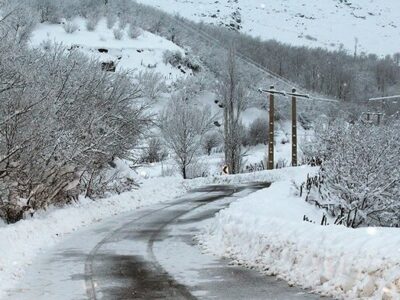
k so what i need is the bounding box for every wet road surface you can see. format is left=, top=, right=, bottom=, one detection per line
left=7, top=183, right=327, bottom=300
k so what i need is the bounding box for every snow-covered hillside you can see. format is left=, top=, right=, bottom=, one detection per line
left=137, top=0, right=400, bottom=56
left=30, top=18, right=192, bottom=80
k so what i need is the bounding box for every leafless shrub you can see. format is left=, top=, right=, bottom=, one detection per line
left=128, top=24, right=142, bottom=39
left=140, top=138, right=168, bottom=163
left=186, top=159, right=210, bottom=179
left=248, top=117, right=268, bottom=146
left=113, top=28, right=123, bottom=40
left=136, top=71, right=167, bottom=102
left=106, top=13, right=116, bottom=29
left=86, top=15, right=99, bottom=31
left=203, top=132, right=221, bottom=155
left=62, top=21, right=79, bottom=34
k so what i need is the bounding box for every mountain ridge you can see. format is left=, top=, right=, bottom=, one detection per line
left=137, top=0, right=400, bottom=56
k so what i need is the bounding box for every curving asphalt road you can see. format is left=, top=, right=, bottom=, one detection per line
left=6, top=183, right=327, bottom=300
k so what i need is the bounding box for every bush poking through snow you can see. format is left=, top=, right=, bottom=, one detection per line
left=186, top=159, right=210, bottom=179
left=248, top=117, right=268, bottom=146
left=276, top=158, right=288, bottom=169
left=40, top=39, right=52, bottom=51
left=62, top=21, right=79, bottom=34
left=203, top=132, right=222, bottom=155
left=113, top=28, right=124, bottom=40
left=136, top=71, right=167, bottom=102
left=139, top=138, right=168, bottom=163
left=106, top=14, right=116, bottom=29
left=163, top=50, right=183, bottom=66
left=86, top=16, right=99, bottom=31
left=128, top=24, right=142, bottom=39
left=163, top=50, right=201, bottom=72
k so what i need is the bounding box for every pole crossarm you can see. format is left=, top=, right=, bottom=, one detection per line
left=287, top=91, right=310, bottom=99
left=258, top=88, right=286, bottom=96
left=258, top=88, right=338, bottom=103
left=309, top=96, right=340, bottom=103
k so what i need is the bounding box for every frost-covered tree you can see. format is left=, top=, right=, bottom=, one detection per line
left=0, top=39, right=150, bottom=223
left=32, top=0, right=60, bottom=23
left=159, top=93, right=212, bottom=179
left=306, top=119, right=400, bottom=227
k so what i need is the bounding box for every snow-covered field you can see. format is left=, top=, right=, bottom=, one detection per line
left=137, top=0, right=400, bottom=56
left=197, top=167, right=400, bottom=299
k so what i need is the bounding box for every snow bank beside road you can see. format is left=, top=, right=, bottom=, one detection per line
left=0, top=165, right=315, bottom=299
left=198, top=169, right=400, bottom=299
left=0, top=176, right=186, bottom=299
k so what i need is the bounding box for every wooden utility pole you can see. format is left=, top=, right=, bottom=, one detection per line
left=268, top=85, right=275, bottom=170
left=286, top=89, right=309, bottom=167
left=291, top=88, right=297, bottom=167
left=258, top=86, right=287, bottom=170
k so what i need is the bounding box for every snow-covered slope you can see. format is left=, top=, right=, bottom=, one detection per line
left=137, top=0, right=400, bottom=56
left=30, top=18, right=192, bottom=80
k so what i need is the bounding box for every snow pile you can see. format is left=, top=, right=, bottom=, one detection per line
left=198, top=168, right=400, bottom=299
left=0, top=176, right=186, bottom=299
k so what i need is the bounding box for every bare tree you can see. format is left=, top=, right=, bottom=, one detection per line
left=136, top=71, right=167, bottom=103
left=216, top=48, right=247, bottom=174
left=159, top=92, right=212, bottom=179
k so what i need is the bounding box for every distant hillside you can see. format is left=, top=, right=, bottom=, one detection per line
left=137, top=0, right=400, bottom=56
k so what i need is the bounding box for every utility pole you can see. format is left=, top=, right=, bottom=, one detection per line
left=286, top=89, right=310, bottom=167
left=268, top=86, right=275, bottom=170
left=291, top=88, right=297, bottom=166
left=258, top=86, right=286, bottom=170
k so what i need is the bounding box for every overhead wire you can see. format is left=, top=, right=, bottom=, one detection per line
left=172, top=15, right=340, bottom=104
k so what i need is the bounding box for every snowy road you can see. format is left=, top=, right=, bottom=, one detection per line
left=6, top=183, right=325, bottom=300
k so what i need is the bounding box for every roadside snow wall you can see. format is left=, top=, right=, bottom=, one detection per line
left=198, top=174, right=400, bottom=299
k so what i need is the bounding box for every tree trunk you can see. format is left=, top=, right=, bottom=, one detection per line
left=182, top=166, right=187, bottom=179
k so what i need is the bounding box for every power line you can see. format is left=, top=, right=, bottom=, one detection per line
left=173, top=15, right=340, bottom=104
left=369, top=95, right=400, bottom=102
